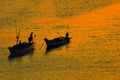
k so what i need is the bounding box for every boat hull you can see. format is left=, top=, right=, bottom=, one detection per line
left=44, top=37, right=70, bottom=48
left=8, top=42, right=34, bottom=56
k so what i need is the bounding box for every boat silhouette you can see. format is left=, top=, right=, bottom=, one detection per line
left=44, top=32, right=71, bottom=52
left=8, top=42, right=34, bottom=57
left=8, top=30, right=35, bottom=57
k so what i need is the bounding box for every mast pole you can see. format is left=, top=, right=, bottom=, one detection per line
left=15, top=20, right=20, bottom=45
left=17, top=29, right=20, bottom=44
left=15, top=20, right=18, bottom=44
left=67, top=25, right=69, bottom=32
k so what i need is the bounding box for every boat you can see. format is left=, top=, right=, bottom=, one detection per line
left=8, top=42, right=34, bottom=56
left=44, top=32, right=71, bottom=49
left=8, top=29, right=35, bottom=56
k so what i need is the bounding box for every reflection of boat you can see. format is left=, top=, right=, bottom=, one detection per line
left=8, top=42, right=34, bottom=56
left=45, top=43, right=69, bottom=54
left=44, top=32, right=71, bottom=48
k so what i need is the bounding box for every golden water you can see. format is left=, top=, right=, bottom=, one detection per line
left=0, top=0, right=120, bottom=80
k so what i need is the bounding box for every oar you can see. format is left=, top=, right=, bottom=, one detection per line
left=33, top=35, right=36, bottom=42
left=39, top=40, right=45, bottom=50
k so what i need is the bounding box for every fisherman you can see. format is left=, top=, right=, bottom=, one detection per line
left=28, top=32, right=33, bottom=43
left=65, top=32, right=69, bottom=38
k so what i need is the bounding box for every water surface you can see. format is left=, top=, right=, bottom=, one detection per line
left=0, top=1, right=120, bottom=80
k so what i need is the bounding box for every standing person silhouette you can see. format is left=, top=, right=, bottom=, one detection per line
left=28, top=32, right=33, bottom=43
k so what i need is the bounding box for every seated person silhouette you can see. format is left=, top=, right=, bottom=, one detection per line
left=65, top=32, right=69, bottom=38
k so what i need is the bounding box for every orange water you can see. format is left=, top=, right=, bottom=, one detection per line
left=0, top=1, right=120, bottom=80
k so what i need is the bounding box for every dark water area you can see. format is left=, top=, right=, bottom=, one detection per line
left=0, top=0, right=120, bottom=80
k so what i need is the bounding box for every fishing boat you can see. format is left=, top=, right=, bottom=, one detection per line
left=8, top=29, right=35, bottom=56
left=8, top=42, right=34, bottom=56
left=44, top=32, right=71, bottom=48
